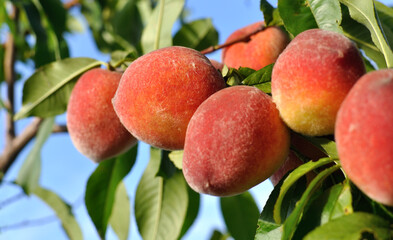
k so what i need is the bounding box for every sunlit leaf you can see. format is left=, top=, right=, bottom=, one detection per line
left=168, top=150, right=183, bottom=169
left=33, top=187, right=83, bottom=240
left=16, top=118, right=54, bottom=194
left=141, top=0, right=185, bottom=53
left=340, top=0, right=393, bottom=68
left=109, top=181, right=130, bottom=240
left=220, top=192, right=259, bottom=240
left=242, top=63, right=273, bottom=93
left=308, top=0, right=343, bottom=33
left=173, top=18, right=218, bottom=51
left=85, top=145, right=138, bottom=238
left=14, top=57, right=102, bottom=120
left=278, top=0, right=318, bottom=36
left=135, top=148, right=188, bottom=240
left=304, top=212, right=393, bottom=240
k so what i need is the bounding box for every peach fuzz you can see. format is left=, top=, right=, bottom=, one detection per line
left=271, top=29, right=366, bottom=136
left=222, top=21, right=289, bottom=70
left=67, top=68, right=137, bottom=162
left=112, top=46, right=226, bottom=150
left=335, top=69, right=393, bottom=206
left=182, top=86, right=290, bottom=197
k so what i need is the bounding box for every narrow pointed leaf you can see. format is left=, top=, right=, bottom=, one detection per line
left=33, top=186, right=82, bottom=240
left=178, top=186, right=200, bottom=239
left=220, top=192, right=260, bottom=240
left=141, top=0, right=185, bottom=53
left=16, top=118, right=54, bottom=194
left=282, top=164, right=341, bottom=240
left=135, top=148, right=188, bottom=240
left=109, top=181, right=130, bottom=240
left=14, top=57, right=102, bottom=120
left=274, top=157, right=335, bottom=224
left=85, top=145, right=138, bottom=238
left=340, top=0, right=393, bottom=68
left=168, top=150, right=183, bottom=169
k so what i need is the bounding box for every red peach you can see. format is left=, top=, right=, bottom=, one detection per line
left=222, top=21, right=289, bottom=70
left=271, top=29, right=366, bottom=136
left=183, top=86, right=290, bottom=196
left=67, top=68, right=137, bottom=162
left=335, top=69, right=393, bottom=206
left=112, top=46, right=226, bottom=150
left=209, top=59, right=224, bottom=71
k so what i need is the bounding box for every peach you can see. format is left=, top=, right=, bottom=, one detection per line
left=335, top=69, right=393, bottom=206
left=221, top=21, right=289, bottom=70
left=182, top=86, right=290, bottom=196
left=67, top=68, right=137, bottom=162
left=112, top=46, right=226, bottom=150
left=271, top=29, right=366, bottom=136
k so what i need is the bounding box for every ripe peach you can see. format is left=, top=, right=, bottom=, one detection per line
left=221, top=21, right=289, bottom=70
left=112, top=46, right=226, bottom=150
left=335, top=69, right=393, bottom=206
left=67, top=68, right=137, bottom=162
left=183, top=86, right=290, bottom=196
left=271, top=29, right=366, bottom=136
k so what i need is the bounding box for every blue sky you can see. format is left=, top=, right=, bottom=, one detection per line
left=1, top=0, right=392, bottom=239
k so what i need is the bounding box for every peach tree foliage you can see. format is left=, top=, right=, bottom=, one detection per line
left=1, top=0, right=393, bottom=240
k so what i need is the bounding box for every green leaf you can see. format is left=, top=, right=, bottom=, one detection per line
left=157, top=150, right=177, bottom=179
left=304, top=212, right=393, bottom=240
left=141, top=0, right=185, bottom=53
left=85, top=145, right=138, bottom=238
left=220, top=192, right=260, bottom=240
left=260, top=0, right=275, bottom=26
left=278, top=0, right=318, bottom=36
left=282, top=164, right=341, bottom=240
left=173, top=18, right=219, bottom=51
left=109, top=181, right=130, bottom=240
left=274, top=157, right=335, bottom=224
left=109, top=50, right=138, bottom=69
left=375, top=1, right=393, bottom=49
left=14, top=57, right=102, bottom=120
left=168, top=150, right=183, bottom=169
left=254, top=221, right=282, bottom=240
left=339, top=0, right=393, bottom=68
left=340, top=5, right=387, bottom=69
left=16, top=118, right=54, bottom=194
left=320, top=180, right=353, bottom=224
left=33, top=187, right=83, bottom=240
left=308, top=0, right=343, bottom=33
left=135, top=148, right=188, bottom=240
left=178, top=186, right=200, bottom=239
left=242, top=63, right=273, bottom=94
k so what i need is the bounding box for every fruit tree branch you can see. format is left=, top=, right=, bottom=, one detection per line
left=200, top=23, right=266, bottom=55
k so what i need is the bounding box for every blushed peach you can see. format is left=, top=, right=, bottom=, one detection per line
left=112, top=46, right=226, bottom=150
left=183, top=86, right=290, bottom=196
left=67, top=68, right=137, bottom=162
left=335, top=69, right=393, bottom=206
left=271, top=29, right=366, bottom=136
left=222, top=21, right=289, bottom=70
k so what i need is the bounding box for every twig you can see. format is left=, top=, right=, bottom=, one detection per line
left=0, top=192, right=25, bottom=209
left=0, top=118, right=68, bottom=176
left=200, top=23, right=266, bottom=55
left=0, top=215, right=58, bottom=231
